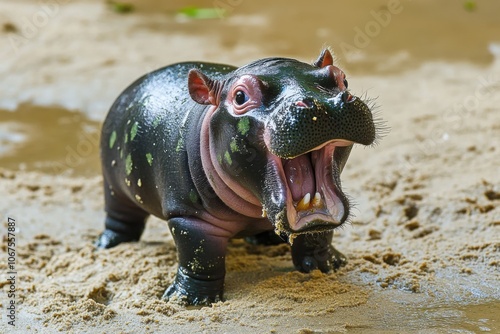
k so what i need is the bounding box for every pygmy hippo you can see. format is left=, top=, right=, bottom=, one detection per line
left=96, top=49, right=378, bottom=305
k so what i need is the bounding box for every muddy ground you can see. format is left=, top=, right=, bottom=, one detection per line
left=1, top=0, right=499, bottom=333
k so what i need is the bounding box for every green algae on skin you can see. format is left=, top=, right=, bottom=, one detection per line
left=109, top=131, right=117, bottom=149
left=152, top=115, right=162, bottom=128
left=230, top=138, right=238, bottom=153
left=130, top=122, right=139, bottom=141
left=224, top=151, right=232, bottom=165
left=189, top=189, right=199, bottom=204
left=175, top=136, right=184, bottom=152
left=237, top=117, right=250, bottom=135
left=146, top=153, right=153, bottom=166
left=125, top=153, right=133, bottom=175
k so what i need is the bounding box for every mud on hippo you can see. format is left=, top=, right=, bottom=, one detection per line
left=96, top=49, right=378, bottom=305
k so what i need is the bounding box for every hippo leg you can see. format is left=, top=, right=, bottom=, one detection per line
left=291, top=231, right=347, bottom=273
left=95, top=180, right=149, bottom=249
left=244, top=230, right=288, bottom=246
left=163, top=217, right=229, bottom=305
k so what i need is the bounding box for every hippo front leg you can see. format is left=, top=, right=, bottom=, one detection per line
left=163, top=217, right=229, bottom=306
left=291, top=231, right=347, bottom=273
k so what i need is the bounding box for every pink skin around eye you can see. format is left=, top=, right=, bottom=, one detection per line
left=229, top=75, right=263, bottom=115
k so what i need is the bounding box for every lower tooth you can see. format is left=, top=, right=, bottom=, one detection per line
left=296, top=193, right=311, bottom=211
left=312, top=192, right=322, bottom=208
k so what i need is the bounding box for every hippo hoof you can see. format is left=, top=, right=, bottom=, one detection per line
left=162, top=282, right=223, bottom=306
left=295, top=246, right=348, bottom=273
left=162, top=283, right=222, bottom=306
left=162, top=269, right=224, bottom=306
left=94, top=229, right=140, bottom=249
left=330, top=246, right=348, bottom=270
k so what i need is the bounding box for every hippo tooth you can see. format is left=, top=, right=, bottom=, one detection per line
left=296, top=193, right=311, bottom=211
left=312, top=192, right=322, bottom=208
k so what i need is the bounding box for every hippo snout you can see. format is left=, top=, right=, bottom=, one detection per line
left=265, top=93, right=376, bottom=159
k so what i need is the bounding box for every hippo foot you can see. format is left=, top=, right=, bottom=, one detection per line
left=162, top=269, right=224, bottom=306
left=292, top=232, right=347, bottom=273
left=329, top=245, right=348, bottom=269
left=95, top=215, right=146, bottom=249
left=295, top=245, right=347, bottom=273
left=94, top=229, right=140, bottom=249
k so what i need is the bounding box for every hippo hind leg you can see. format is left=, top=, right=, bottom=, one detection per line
left=95, top=180, right=149, bottom=249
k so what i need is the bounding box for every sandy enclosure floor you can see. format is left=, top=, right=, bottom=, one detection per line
left=1, top=0, right=500, bottom=333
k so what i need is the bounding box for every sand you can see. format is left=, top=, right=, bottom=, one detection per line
left=1, top=0, right=499, bottom=333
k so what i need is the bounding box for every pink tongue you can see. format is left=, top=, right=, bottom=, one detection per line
left=283, top=155, right=315, bottom=201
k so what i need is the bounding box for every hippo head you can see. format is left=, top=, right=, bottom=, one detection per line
left=189, top=49, right=378, bottom=239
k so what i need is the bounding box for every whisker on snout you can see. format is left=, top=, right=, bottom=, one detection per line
left=358, top=92, right=390, bottom=147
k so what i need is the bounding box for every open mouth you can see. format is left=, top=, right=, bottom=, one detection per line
left=268, top=140, right=352, bottom=233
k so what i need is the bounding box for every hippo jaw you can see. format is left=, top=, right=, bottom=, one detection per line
left=260, top=90, right=375, bottom=237
left=263, top=140, right=353, bottom=236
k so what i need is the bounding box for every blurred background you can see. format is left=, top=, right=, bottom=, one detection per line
left=0, top=0, right=500, bottom=175
left=0, top=0, right=499, bottom=176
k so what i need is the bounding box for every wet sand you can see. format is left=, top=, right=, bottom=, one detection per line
left=1, top=0, right=499, bottom=333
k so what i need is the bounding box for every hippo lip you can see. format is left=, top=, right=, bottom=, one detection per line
left=267, top=140, right=352, bottom=233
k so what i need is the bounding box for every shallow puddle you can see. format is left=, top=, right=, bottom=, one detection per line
left=335, top=291, right=500, bottom=333
left=128, top=0, right=500, bottom=75
left=0, top=105, right=100, bottom=176
left=420, top=301, right=499, bottom=333
left=376, top=297, right=500, bottom=333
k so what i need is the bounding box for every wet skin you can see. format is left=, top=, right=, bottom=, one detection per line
left=96, top=49, right=377, bottom=305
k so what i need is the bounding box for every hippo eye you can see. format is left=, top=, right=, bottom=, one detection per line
left=343, top=79, right=348, bottom=89
left=234, top=90, right=248, bottom=105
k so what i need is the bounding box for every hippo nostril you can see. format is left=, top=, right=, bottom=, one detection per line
left=295, top=98, right=314, bottom=109
left=342, top=91, right=353, bottom=103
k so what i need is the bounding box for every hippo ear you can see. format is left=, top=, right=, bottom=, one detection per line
left=188, top=69, right=219, bottom=105
left=313, top=48, right=334, bottom=68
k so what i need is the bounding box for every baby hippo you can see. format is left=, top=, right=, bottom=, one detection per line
left=96, top=49, right=377, bottom=305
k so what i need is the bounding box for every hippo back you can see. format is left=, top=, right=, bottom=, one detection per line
left=100, top=62, right=236, bottom=218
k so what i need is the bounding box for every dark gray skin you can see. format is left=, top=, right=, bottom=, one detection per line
left=96, top=49, right=377, bottom=306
